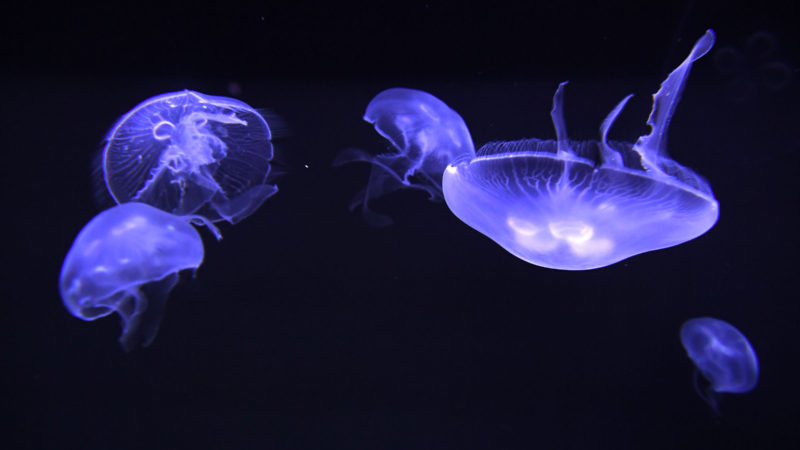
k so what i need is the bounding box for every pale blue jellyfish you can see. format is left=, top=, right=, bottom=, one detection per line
left=102, top=90, right=277, bottom=224
left=680, top=317, right=759, bottom=410
left=442, top=30, right=719, bottom=270
left=334, top=88, right=475, bottom=226
left=59, top=203, right=206, bottom=351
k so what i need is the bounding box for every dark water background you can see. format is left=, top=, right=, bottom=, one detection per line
left=3, top=1, right=799, bottom=449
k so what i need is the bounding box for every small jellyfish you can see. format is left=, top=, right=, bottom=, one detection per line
left=442, top=30, right=719, bottom=270
left=59, top=203, right=206, bottom=351
left=335, top=88, right=475, bottom=226
left=680, top=317, right=759, bottom=411
left=102, top=90, right=277, bottom=224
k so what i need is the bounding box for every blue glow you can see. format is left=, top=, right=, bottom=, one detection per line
left=102, top=90, right=277, bottom=224
left=442, top=30, right=719, bottom=270
left=59, top=203, right=205, bottom=351
left=681, top=317, right=759, bottom=408
left=335, top=88, right=475, bottom=226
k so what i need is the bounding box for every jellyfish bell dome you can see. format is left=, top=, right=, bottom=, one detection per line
left=102, top=90, right=277, bottom=224
left=443, top=30, right=719, bottom=270
left=680, top=317, right=759, bottom=395
left=335, top=87, right=475, bottom=226
left=59, top=202, right=206, bottom=350
left=362, top=87, right=476, bottom=180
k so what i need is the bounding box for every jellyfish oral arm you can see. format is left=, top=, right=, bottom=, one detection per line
left=550, top=81, right=571, bottom=158
left=598, top=94, right=634, bottom=166
left=634, top=30, right=716, bottom=171
left=186, top=214, right=223, bottom=241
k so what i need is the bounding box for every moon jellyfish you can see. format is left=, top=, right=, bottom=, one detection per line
left=680, top=317, right=759, bottom=411
left=102, top=90, right=277, bottom=224
left=443, top=30, right=719, bottom=270
left=334, top=88, right=475, bottom=226
left=59, top=203, right=206, bottom=351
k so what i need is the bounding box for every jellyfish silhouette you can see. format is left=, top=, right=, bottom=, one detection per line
left=714, top=31, right=795, bottom=102
left=334, top=88, right=475, bottom=226
left=60, top=203, right=207, bottom=351
left=680, top=317, right=759, bottom=411
left=102, top=90, right=277, bottom=224
left=442, top=30, right=719, bottom=270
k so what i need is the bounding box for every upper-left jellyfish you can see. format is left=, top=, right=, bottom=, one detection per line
left=334, top=88, right=475, bottom=226
left=102, top=90, right=277, bottom=224
left=60, top=202, right=205, bottom=351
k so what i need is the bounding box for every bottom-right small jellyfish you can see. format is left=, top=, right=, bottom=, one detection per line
left=680, top=317, right=759, bottom=410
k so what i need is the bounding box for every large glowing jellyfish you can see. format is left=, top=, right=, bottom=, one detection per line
left=680, top=317, right=759, bottom=411
left=60, top=203, right=208, bottom=351
left=102, top=90, right=277, bottom=224
left=443, top=30, right=719, bottom=270
left=334, top=88, right=475, bottom=226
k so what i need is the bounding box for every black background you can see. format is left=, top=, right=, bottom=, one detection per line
left=4, top=1, right=799, bottom=449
